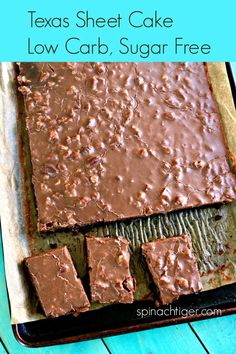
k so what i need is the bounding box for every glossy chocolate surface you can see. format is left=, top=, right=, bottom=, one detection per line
left=25, top=246, right=90, bottom=318
left=86, top=237, right=135, bottom=304
left=18, top=62, right=236, bottom=231
left=142, top=234, right=202, bottom=305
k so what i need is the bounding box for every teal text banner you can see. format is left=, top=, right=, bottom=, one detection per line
left=0, top=0, right=235, bottom=61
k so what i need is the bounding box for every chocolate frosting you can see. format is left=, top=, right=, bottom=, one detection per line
left=17, top=62, right=236, bottom=231
left=25, top=246, right=90, bottom=317
left=142, top=234, right=202, bottom=305
left=86, top=237, right=135, bottom=304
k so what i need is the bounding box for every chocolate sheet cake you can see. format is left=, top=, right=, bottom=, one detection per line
left=142, top=234, right=202, bottom=305
left=25, top=246, right=90, bottom=317
left=17, top=62, right=236, bottom=231
left=86, top=237, right=135, bottom=304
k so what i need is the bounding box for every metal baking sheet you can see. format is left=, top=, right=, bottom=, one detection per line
left=13, top=283, right=236, bottom=347
left=0, top=62, right=236, bottom=347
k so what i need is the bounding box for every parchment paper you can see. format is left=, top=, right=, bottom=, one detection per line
left=0, top=62, right=236, bottom=325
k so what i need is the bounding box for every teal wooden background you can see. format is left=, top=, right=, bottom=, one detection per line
left=0, top=63, right=236, bottom=353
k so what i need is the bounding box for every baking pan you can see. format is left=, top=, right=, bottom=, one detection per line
left=11, top=63, right=236, bottom=347
left=13, top=283, right=236, bottom=347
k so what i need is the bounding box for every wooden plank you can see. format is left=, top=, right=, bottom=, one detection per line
left=232, top=62, right=235, bottom=76
left=0, top=341, right=7, bottom=354
left=103, top=324, right=207, bottom=354
left=0, top=231, right=108, bottom=354
left=190, top=315, right=236, bottom=354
